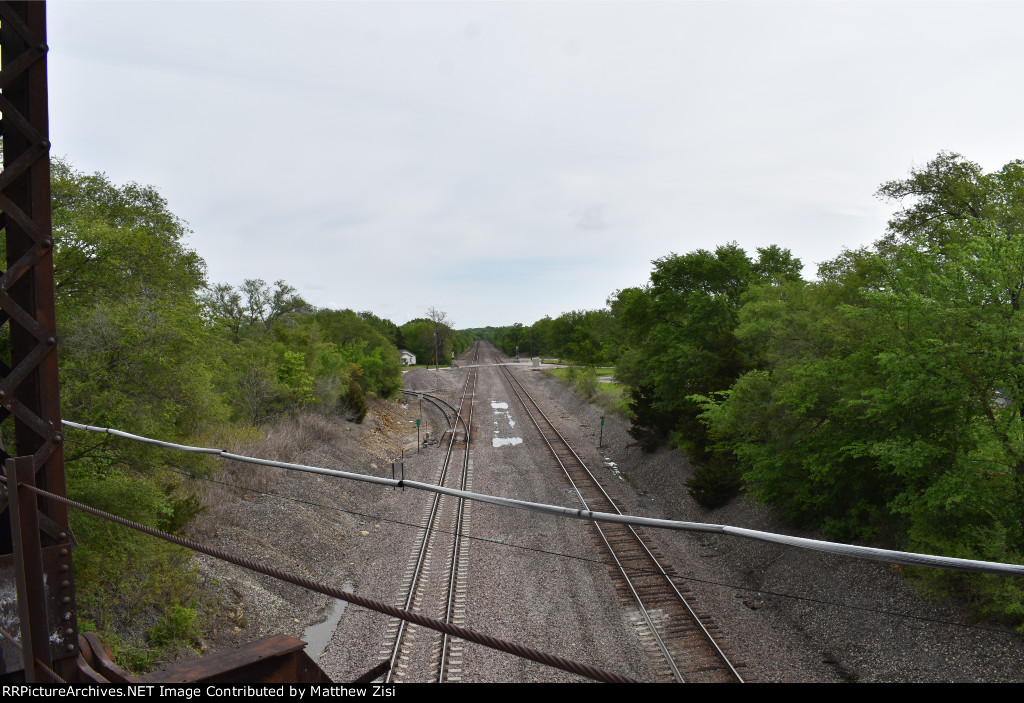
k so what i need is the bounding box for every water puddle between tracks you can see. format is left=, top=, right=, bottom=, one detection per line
left=492, top=437, right=523, bottom=447
left=303, top=582, right=354, bottom=663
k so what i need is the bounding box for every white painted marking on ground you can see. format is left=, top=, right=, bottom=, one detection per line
left=604, top=457, right=624, bottom=480
left=490, top=398, right=523, bottom=447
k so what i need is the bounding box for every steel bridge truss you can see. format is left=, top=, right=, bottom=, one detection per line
left=0, top=0, right=76, bottom=682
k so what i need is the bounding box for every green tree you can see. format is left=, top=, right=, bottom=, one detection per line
left=698, top=154, right=1024, bottom=624
left=427, top=306, right=453, bottom=367
left=613, top=244, right=801, bottom=479
left=41, top=159, right=225, bottom=670
left=277, top=350, right=316, bottom=409
left=203, top=279, right=310, bottom=339
left=50, top=159, right=226, bottom=446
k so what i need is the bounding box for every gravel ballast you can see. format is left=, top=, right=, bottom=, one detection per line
left=187, top=358, right=1024, bottom=683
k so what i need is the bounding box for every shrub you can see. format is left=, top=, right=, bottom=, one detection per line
left=576, top=366, right=598, bottom=400
left=147, top=605, right=200, bottom=648
left=684, top=458, right=743, bottom=508
left=339, top=383, right=368, bottom=423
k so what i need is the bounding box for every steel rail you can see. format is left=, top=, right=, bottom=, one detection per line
left=400, top=389, right=468, bottom=436
left=490, top=344, right=742, bottom=683
left=497, top=359, right=741, bottom=680
left=387, top=343, right=479, bottom=682
left=438, top=343, right=479, bottom=681
left=489, top=352, right=683, bottom=681
left=385, top=365, right=473, bottom=681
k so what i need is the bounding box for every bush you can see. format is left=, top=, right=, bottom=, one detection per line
left=684, top=458, right=742, bottom=509
left=147, top=605, right=200, bottom=648
left=68, top=466, right=203, bottom=672
left=576, top=366, right=598, bottom=400
left=627, top=384, right=675, bottom=452
left=339, top=383, right=368, bottom=423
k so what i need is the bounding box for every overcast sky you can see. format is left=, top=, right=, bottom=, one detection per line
left=47, top=1, right=1024, bottom=329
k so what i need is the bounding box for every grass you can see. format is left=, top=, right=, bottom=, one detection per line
left=546, top=366, right=615, bottom=380
left=544, top=366, right=632, bottom=419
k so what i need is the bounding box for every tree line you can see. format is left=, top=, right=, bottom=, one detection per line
left=488, top=153, right=1024, bottom=626
left=0, top=158, right=465, bottom=669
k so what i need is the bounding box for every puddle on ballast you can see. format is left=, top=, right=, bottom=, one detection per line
left=302, top=582, right=354, bottom=663
left=492, top=437, right=523, bottom=447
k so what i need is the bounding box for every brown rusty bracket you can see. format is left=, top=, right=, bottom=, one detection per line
left=77, top=632, right=140, bottom=684
left=6, top=456, right=49, bottom=681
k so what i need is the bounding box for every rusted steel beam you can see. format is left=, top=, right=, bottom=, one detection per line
left=0, top=0, right=66, bottom=488
left=141, top=634, right=332, bottom=684
left=0, top=0, right=75, bottom=681
left=7, top=457, right=49, bottom=681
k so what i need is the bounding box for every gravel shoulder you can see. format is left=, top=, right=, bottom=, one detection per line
left=182, top=362, right=1023, bottom=683
left=523, top=366, right=1024, bottom=683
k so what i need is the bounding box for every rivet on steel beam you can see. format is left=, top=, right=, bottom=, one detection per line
left=47, top=336, right=57, bottom=345
left=54, top=433, right=63, bottom=443
left=59, top=564, right=69, bottom=572
left=60, top=580, right=70, bottom=589
left=64, top=613, right=71, bottom=621
left=41, top=140, right=51, bottom=149
left=0, top=391, right=5, bottom=399
left=64, top=628, right=73, bottom=637
left=41, top=237, right=53, bottom=248
left=59, top=548, right=68, bottom=557
left=61, top=597, right=71, bottom=605
left=66, top=644, right=75, bottom=652
left=38, top=43, right=47, bottom=52
left=59, top=532, right=68, bottom=541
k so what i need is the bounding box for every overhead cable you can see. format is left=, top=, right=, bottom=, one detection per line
left=62, top=419, right=1024, bottom=578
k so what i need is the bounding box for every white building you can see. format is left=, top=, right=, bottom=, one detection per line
left=399, top=349, right=416, bottom=366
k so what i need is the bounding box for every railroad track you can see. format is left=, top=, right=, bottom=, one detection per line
left=381, top=343, right=480, bottom=682
left=399, top=390, right=471, bottom=444
left=487, top=343, right=743, bottom=683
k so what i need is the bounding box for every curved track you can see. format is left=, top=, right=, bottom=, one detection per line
left=488, top=343, right=743, bottom=683
left=399, top=389, right=471, bottom=440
